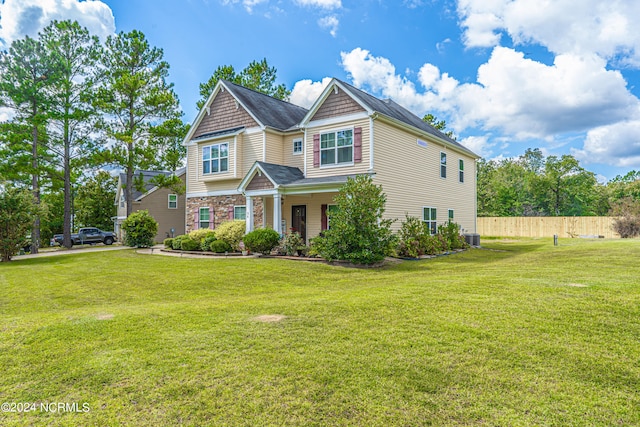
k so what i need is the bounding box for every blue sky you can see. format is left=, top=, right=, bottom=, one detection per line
left=2, top=0, right=640, bottom=181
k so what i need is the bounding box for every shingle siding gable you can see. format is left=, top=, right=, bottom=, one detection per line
left=194, top=90, right=258, bottom=138
left=311, top=89, right=366, bottom=121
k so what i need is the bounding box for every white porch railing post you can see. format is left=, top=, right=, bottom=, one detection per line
left=273, top=194, right=282, bottom=234
left=246, top=195, right=254, bottom=234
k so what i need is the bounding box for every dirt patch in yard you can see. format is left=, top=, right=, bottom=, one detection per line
left=96, top=313, right=115, bottom=320
left=565, top=283, right=589, bottom=287
left=252, top=315, right=286, bottom=323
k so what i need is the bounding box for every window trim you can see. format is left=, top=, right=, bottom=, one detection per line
left=440, top=152, right=447, bottom=179
left=202, top=142, right=229, bottom=175
left=293, top=138, right=303, bottom=156
left=459, top=159, right=464, bottom=183
left=168, top=194, right=178, bottom=209
left=423, top=206, right=437, bottom=235
left=234, top=205, right=246, bottom=220
left=199, top=207, right=210, bottom=229
left=320, top=127, right=354, bottom=168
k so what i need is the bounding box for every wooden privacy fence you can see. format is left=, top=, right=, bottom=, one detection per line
left=477, top=217, right=620, bottom=238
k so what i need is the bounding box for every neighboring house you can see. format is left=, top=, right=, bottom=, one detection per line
left=113, top=168, right=186, bottom=243
left=184, top=79, right=479, bottom=242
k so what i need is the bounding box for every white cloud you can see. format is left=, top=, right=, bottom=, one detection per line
left=290, top=77, right=332, bottom=108
left=294, top=0, right=342, bottom=9
left=573, top=119, right=640, bottom=168
left=318, top=15, right=339, bottom=37
left=460, top=135, right=495, bottom=158
left=340, top=47, right=639, bottom=140
left=221, top=0, right=267, bottom=13
left=457, top=0, right=640, bottom=65
left=0, top=0, right=115, bottom=48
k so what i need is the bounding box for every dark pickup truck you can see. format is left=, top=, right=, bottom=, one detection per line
left=52, top=227, right=117, bottom=246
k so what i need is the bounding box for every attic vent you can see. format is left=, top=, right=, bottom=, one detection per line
left=234, top=100, right=239, bottom=110
left=206, top=107, right=210, bottom=116
left=417, top=139, right=428, bottom=148
left=334, top=86, right=338, bottom=94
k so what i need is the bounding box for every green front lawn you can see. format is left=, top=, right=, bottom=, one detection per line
left=1, top=239, right=639, bottom=426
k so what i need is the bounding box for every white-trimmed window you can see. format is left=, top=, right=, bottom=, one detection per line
left=321, top=129, right=353, bottom=166
left=202, top=143, right=229, bottom=174
left=440, top=152, right=447, bottom=178
left=459, top=159, right=464, bottom=183
left=293, top=138, right=303, bottom=155
left=327, top=204, right=338, bottom=230
left=199, top=207, right=210, bottom=229
left=168, top=194, right=177, bottom=209
left=423, top=207, right=437, bottom=235
left=119, top=193, right=125, bottom=208
left=234, top=205, right=246, bottom=220
left=448, top=209, right=454, bottom=222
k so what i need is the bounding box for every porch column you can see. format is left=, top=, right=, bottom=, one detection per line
left=262, top=197, right=266, bottom=227
left=246, top=195, right=254, bottom=234
left=273, top=193, right=282, bottom=234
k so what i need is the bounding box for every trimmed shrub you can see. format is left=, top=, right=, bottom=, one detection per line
left=122, top=210, right=158, bottom=248
left=180, top=236, right=200, bottom=251
left=188, top=228, right=216, bottom=243
left=243, top=228, right=280, bottom=255
left=163, top=238, right=174, bottom=249
left=201, top=235, right=217, bottom=251
left=171, top=235, right=187, bottom=250
left=215, top=220, right=246, bottom=251
left=210, top=239, right=232, bottom=253
left=311, top=175, right=396, bottom=264
left=397, top=215, right=429, bottom=258
left=438, top=221, right=468, bottom=250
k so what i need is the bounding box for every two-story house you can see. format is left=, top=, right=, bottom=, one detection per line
left=114, top=168, right=186, bottom=243
left=184, top=79, right=479, bottom=242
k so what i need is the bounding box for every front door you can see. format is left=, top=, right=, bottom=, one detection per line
left=291, top=205, right=307, bottom=241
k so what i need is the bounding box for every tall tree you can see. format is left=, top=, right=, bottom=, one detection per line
left=423, top=113, right=455, bottom=139
left=41, top=20, right=102, bottom=248
left=0, top=184, right=43, bottom=262
left=196, top=58, right=290, bottom=110
left=96, top=30, right=181, bottom=217
left=0, top=35, right=56, bottom=253
left=74, top=171, right=117, bottom=230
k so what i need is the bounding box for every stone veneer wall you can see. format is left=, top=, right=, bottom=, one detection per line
left=186, top=195, right=263, bottom=233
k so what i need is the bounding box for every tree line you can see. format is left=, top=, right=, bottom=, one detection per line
left=477, top=148, right=640, bottom=218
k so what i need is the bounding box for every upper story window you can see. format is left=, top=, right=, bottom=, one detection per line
left=440, top=152, right=447, bottom=178
left=293, top=138, right=303, bottom=155
left=119, top=194, right=125, bottom=208
left=459, top=159, right=464, bottom=183
left=202, top=143, right=228, bottom=175
left=168, top=194, right=177, bottom=209
left=321, top=129, right=353, bottom=166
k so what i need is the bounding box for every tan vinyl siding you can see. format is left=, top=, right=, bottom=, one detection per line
left=372, top=120, right=477, bottom=233
left=264, top=131, right=284, bottom=165
left=283, top=133, right=305, bottom=170
left=194, top=89, right=258, bottom=137
left=305, top=118, right=371, bottom=178
left=134, top=175, right=186, bottom=242
left=242, top=132, right=263, bottom=175
left=311, top=89, right=365, bottom=121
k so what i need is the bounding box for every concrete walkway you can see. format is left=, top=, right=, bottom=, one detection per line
left=11, top=244, right=130, bottom=261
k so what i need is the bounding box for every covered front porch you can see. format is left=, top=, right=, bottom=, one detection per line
left=239, top=162, right=353, bottom=242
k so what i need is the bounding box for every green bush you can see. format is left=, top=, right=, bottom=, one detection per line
left=122, top=210, right=158, bottom=248
left=180, top=237, right=200, bottom=251
left=209, top=239, right=232, bottom=253
left=397, top=215, right=429, bottom=258
left=214, top=220, right=246, bottom=251
left=279, top=231, right=306, bottom=256
left=163, top=238, right=174, bottom=249
left=188, top=228, right=216, bottom=243
left=312, top=176, right=396, bottom=264
left=243, top=228, right=280, bottom=255
left=438, top=222, right=468, bottom=250
left=171, top=235, right=187, bottom=250
left=201, top=235, right=217, bottom=251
